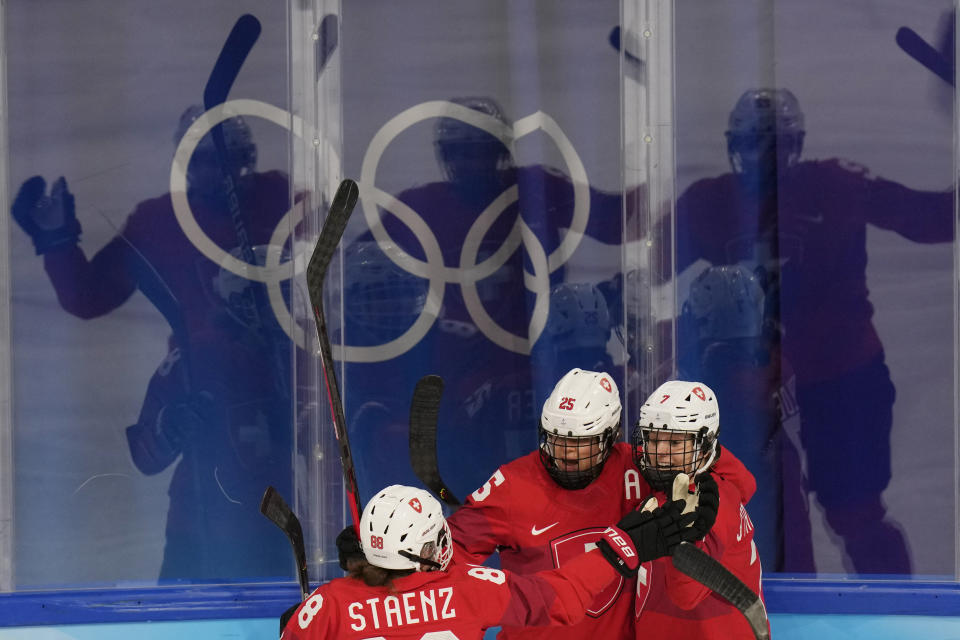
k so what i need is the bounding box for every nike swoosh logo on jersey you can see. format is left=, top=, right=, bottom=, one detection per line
left=530, top=522, right=559, bottom=536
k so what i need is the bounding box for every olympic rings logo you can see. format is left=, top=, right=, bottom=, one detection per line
left=170, top=99, right=592, bottom=362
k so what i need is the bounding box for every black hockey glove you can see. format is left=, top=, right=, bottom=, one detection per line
left=11, top=176, right=81, bottom=254
left=596, top=524, right=642, bottom=577
left=336, top=524, right=364, bottom=571
left=682, top=471, right=719, bottom=543
left=617, top=496, right=695, bottom=564
left=279, top=601, right=299, bottom=637
left=154, top=391, right=213, bottom=457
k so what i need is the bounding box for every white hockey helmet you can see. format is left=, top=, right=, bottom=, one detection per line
left=633, top=380, right=720, bottom=491
left=539, top=368, right=622, bottom=489
left=359, top=485, right=453, bottom=572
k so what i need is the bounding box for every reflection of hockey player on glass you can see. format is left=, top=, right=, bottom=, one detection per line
left=346, top=96, right=626, bottom=496
left=678, top=264, right=814, bottom=572
left=337, top=240, right=431, bottom=496
left=533, top=281, right=616, bottom=400
left=10, top=105, right=296, bottom=581
left=672, top=88, right=953, bottom=574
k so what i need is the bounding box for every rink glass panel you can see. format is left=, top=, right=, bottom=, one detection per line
left=625, top=0, right=957, bottom=580
left=0, top=0, right=957, bottom=615
left=0, top=0, right=343, bottom=590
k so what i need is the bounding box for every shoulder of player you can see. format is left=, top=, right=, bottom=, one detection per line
left=250, top=168, right=292, bottom=188
left=123, top=193, right=176, bottom=235
left=710, top=446, right=757, bottom=503
left=611, top=440, right=634, bottom=458
left=395, top=566, right=509, bottom=605
left=293, top=576, right=351, bottom=623
left=391, top=567, right=456, bottom=591
left=497, top=450, right=543, bottom=483
left=598, top=442, right=636, bottom=476
left=795, top=157, right=875, bottom=182
left=679, top=172, right=739, bottom=200
left=676, top=174, right=742, bottom=224
left=395, top=180, right=458, bottom=207
left=245, top=170, right=294, bottom=207
left=517, top=163, right=568, bottom=182
left=457, top=455, right=531, bottom=510
left=316, top=574, right=366, bottom=598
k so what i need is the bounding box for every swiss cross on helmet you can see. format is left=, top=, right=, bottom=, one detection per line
left=539, top=368, right=622, bottom=489
left=633, top=380, right=720, bottom=491
left=360, top=485, right=453, bottom=572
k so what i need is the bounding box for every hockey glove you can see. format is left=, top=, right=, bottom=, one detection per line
left=11, top=176, right=81, bottom=254
left=336, top=524, right=364, bottom=571
left=596, top=525, right=641, bottom=577
left=279, top=602, right=299, bottom=637
left=682, top=471, right=719, bottom=543
left=155, top=392, right=212, bottom=452
left=617, top=482, right=699, bottom=564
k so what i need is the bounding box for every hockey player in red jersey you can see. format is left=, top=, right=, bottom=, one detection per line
left=442, top=368, right=719, bottom=640
left=283, top=482, right=702, bottom=640
left=631, top=380, right=766, bottom=640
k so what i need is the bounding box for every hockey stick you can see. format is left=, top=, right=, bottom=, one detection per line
left=608, top=25, right=645, bottom=83
left=409, top=374, right=461, bottom=506
left=316, top=14, right=339, bottom=78
left=204, top=14, right=261, bottom=111
left=608, top=26, right=644, bottom=68
left=202, top=15, right=293, bottom=396
left=203, top=14, right=261, bottom=282
left=672, top=542, right=769, bottom=640
left=408, top=376, right=768, bottom=636
left=896, top=26, right=955, bottom=86
left=306, top=178, right=362, bottom=530
left=260, top=486, right=310, bottom=601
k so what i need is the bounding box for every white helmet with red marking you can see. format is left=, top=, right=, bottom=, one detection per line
left=360, top=484, right=453, bottom=572
left=538, top=368, right=622, bottom=489
left=633, top=380, right=720, bottom=491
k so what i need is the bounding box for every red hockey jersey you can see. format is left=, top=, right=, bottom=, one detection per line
left=281, top=549, right=618, bottom=640
left=447, top=442, right=649, bottom=640
left=632, top=446, right=767, bottom=639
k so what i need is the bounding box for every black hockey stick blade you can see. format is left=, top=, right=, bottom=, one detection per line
left=260, top=486, right=310, bottom=601
left=201, top=13, right=292, bottom=394
left=204, top=14, right=262, bottom=108
left=896, top=26, right=955, bottom=86
left=672, top=543, right=769, bottom=640
left=306, top=179, right=363, bottom=530
left=409, top=375, right=461, bottom=506
left=307, top=179, right=359, bottom=284
left=317, top=14, right=339, bottom=78
left=608, top=26, right=644, bottom=67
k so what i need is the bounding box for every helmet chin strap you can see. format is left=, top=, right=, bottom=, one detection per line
left=693, top=440, right=719, bottom=477
left=398, top=550, right=443, bottom=570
